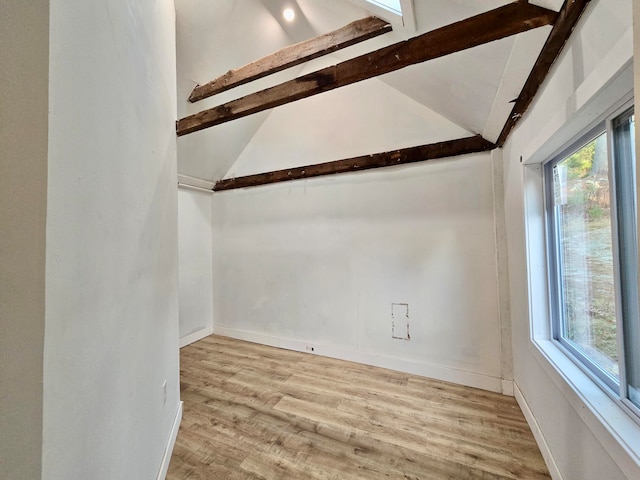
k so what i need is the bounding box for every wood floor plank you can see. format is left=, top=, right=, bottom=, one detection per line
left=167, top=335, right=550, bottom=479
left=284, top=371, right=529, bottom=432
left=273, top=394, right=537, bottom=479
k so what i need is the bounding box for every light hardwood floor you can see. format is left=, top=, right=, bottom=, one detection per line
left=167, top=335, right=550, bottom=479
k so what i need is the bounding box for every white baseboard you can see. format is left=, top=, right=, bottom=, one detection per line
left=213, top=326, right=504, bottom=394
left=501, top=379, right=514, bottom=397
left=180, top=326, right=213, bottom=348
left=514, top=383, right=562, bottom=480
left=156, top=401, right=183, bottom=480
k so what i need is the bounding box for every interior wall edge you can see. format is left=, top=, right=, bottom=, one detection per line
left=0, top=1, right=49, bottom=479
left=491, top=148, right=514, bottom=385
left=178, top=188, right=215, bottom=342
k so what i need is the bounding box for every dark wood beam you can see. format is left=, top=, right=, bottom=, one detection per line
left=496, top=0, right=591, bottom=146
left=214, top=135, right=496, bottom=191
left=189, top=17, right=392, bottom=103
left=177, top=3, right=557, bottom=137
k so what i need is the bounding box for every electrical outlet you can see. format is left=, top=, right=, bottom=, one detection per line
left=162, top=380, right=167, bottom=405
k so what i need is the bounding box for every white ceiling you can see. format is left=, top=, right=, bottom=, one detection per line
left=176, top=0, right=561, bottom=182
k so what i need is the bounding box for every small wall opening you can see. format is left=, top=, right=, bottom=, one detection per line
left=392, top=303, right=410, bottom=340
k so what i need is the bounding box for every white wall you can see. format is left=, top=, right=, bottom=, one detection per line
left=42, top=1, right=180, bottom=479
left=175, top=0, right=309, bottom=181
left=502, top=0, right=638, bottom=478
left=178, top=188, right=214, bottom=345
left=0, top=1, right=49, bottom=478
left=213, top=152, right=508, bottom=392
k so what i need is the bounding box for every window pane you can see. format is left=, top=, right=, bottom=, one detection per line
left=367, top=0, right=402, bottom=14
left=553, top=131, right=619, bottom=379
left=613, top=109, right=640, bottom=409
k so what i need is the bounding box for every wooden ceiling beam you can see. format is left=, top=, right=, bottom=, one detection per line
left=496, top=0, right=591, bottom=146
left=188, top=17, right=392, bottom=103
left=177, top=2, right=557, bottom=137
left=214, top=135, right=496, bottom=191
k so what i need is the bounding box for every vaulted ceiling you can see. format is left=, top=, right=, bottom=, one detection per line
left=176, top=0, right=566, bottom=184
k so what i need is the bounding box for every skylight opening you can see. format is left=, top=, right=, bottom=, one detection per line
left=353, top=0, right=415, bottom=30
left=367, top=0, right=402, bottom=16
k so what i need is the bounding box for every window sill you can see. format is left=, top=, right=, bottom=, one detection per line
left=530, top=338, right=640, bottom=478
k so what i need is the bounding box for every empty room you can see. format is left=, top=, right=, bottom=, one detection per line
left=2, top=1, right=640, bottom=479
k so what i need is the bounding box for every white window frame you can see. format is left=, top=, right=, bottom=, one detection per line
left=521, top=70, right=640, bottom=476
left=543, top=100, right=640, bottom=420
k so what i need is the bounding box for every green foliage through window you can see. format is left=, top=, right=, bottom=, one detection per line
left=565, top=141, right=595, bottom=179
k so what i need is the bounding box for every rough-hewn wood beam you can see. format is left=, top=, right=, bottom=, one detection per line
left=496, top=0, right=591, bottom=146
left=214, top=135, right=496, bottom=191
left=177, top=2, right=557, bottom=136
left=189, top=17, right=392, bottom=103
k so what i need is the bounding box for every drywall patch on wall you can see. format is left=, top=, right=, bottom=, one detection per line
left=391, top=303, right=410, bottom=340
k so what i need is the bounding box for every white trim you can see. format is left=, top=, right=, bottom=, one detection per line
left=177, top=174, right=215, bottom=191
left=156, top=401, right=183, bottom=480
left=501, top=379, right=514, bottom=397
left=399, top=0, right=415, bottom=30
left=178, top=183, right=213, bottom=194
left=514, top=383, right=563, bottom=480
left=213, top=326, right=505, bottom=393
left=530, top=340, right=640, bottom=479
left=180, top=326, right=213, bottom=348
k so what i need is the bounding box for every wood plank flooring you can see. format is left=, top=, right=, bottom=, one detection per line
left=167, top=335, right=550, bottom=480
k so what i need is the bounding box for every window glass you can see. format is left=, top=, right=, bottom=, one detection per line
left=367, top=0, right=402, bottom=15
left=546, top=105, right=640, bottom=418
left=612, top=109, right=640, bottom=409
left=551, top=131, right=619, bottom=380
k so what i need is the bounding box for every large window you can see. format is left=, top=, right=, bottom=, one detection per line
left=545, top=103, right=640, bottom=417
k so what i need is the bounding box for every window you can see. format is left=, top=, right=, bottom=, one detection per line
left=367, top=0, right=402, bottom=15
left=545, top=104, right=640, bottom=417
left=349, top=0, right=415, bottom=29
